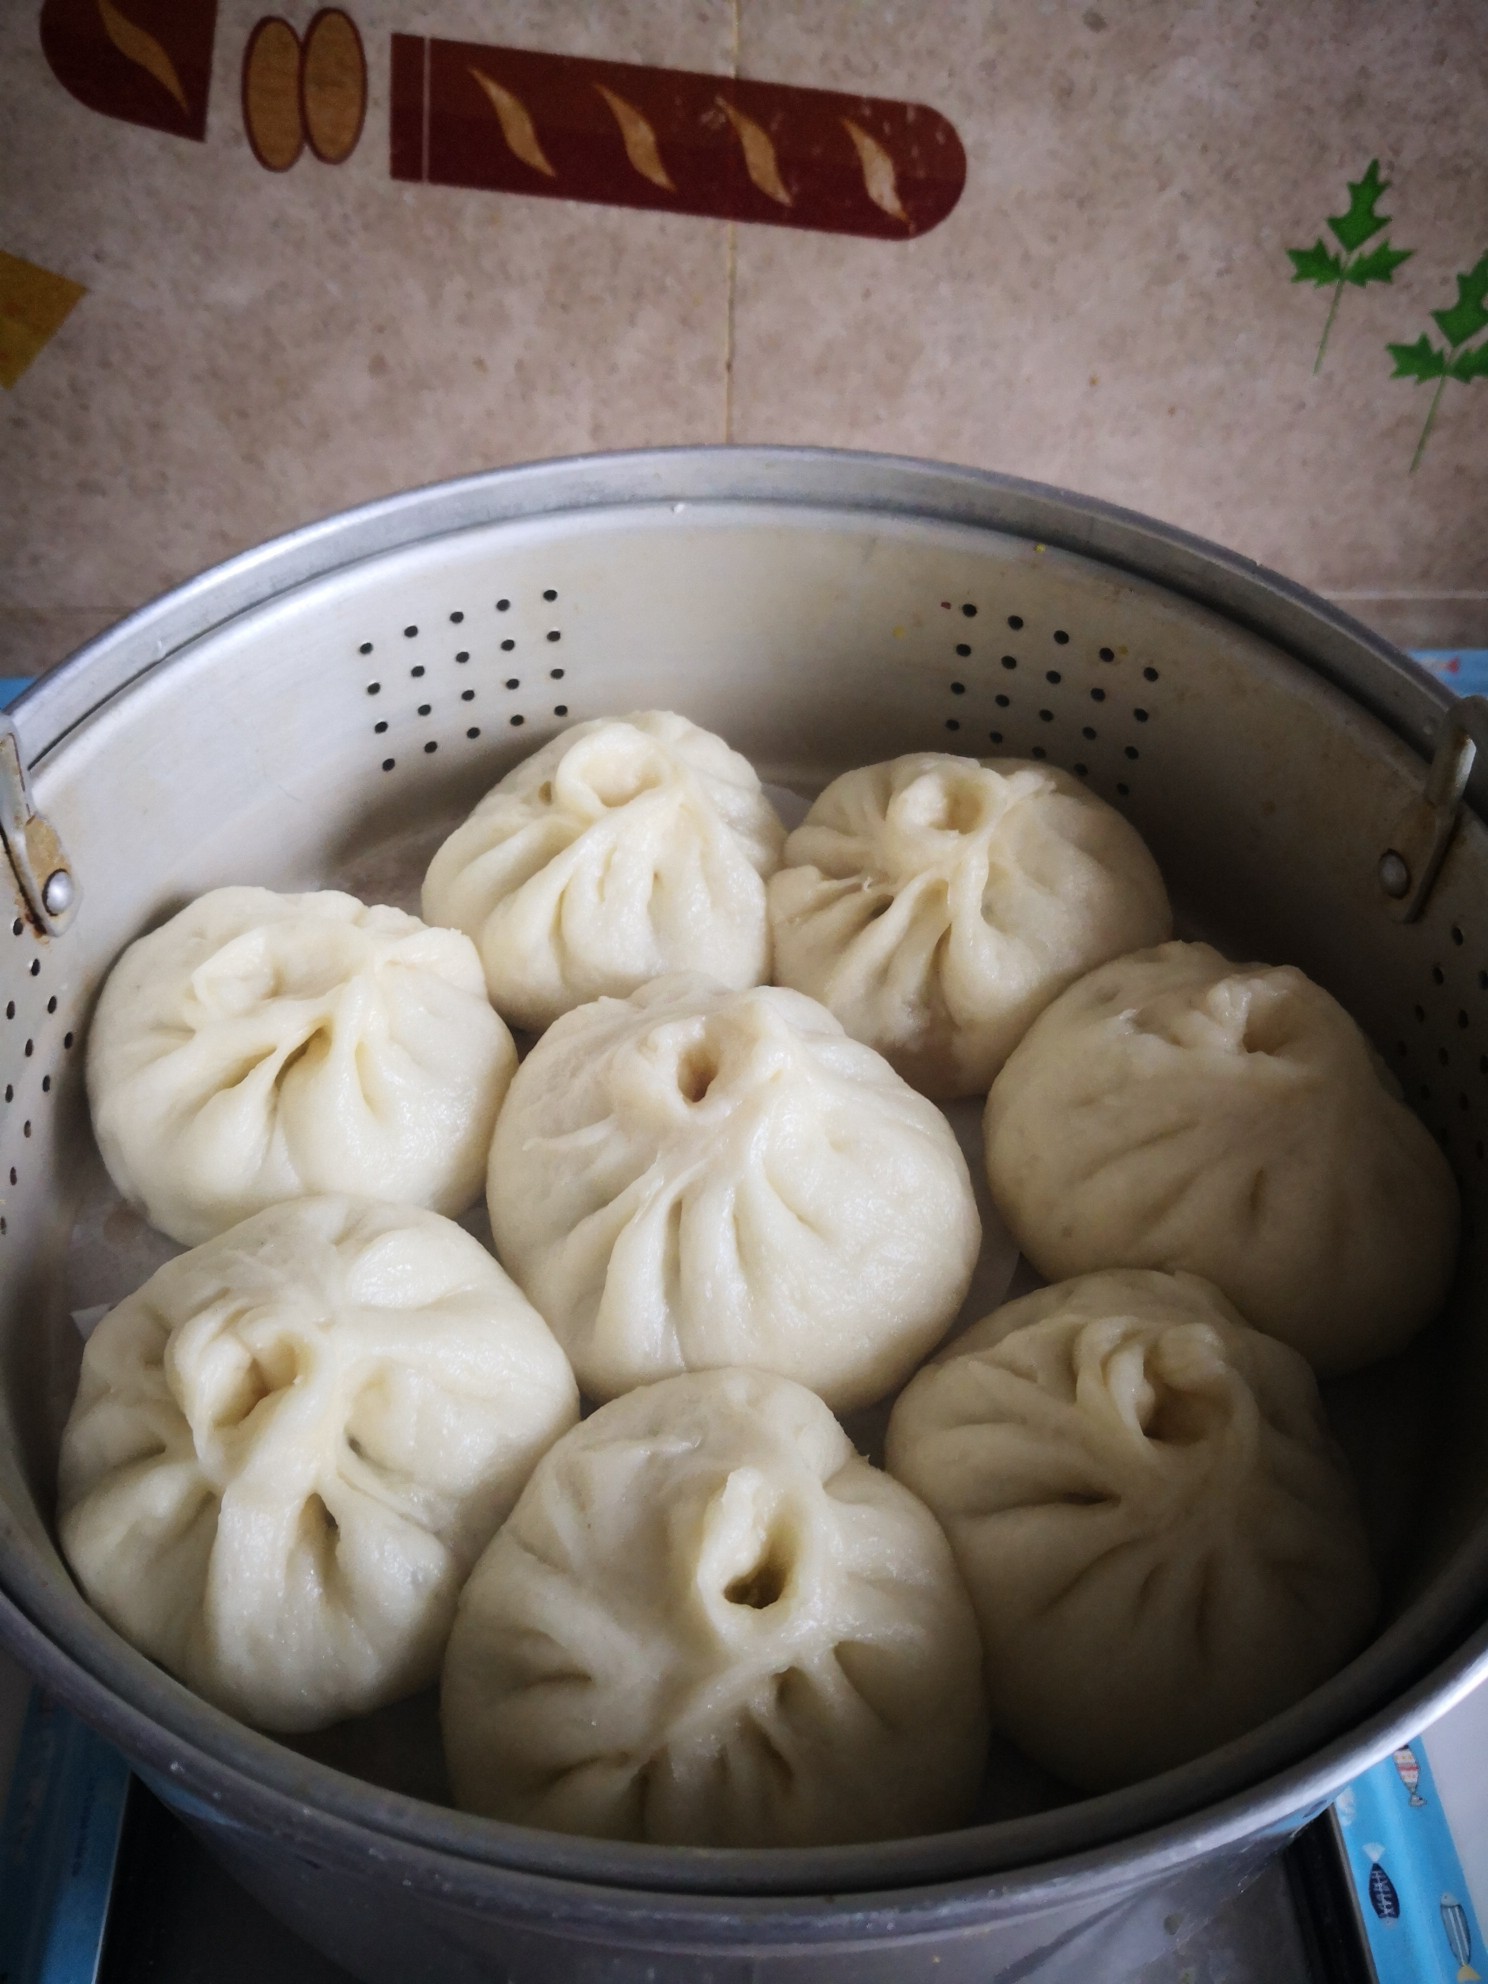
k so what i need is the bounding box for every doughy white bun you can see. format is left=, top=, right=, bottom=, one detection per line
left=768, top=755, right=1171, bottom=1098
left=87, top=886, right=515, bottom=1246
left=58, top=1197, right=579, bottom=1734
left=487, top=974, right=981, bottom=1412
left=422, top=711, right=785, bottom=1030
left=984, top=941, right=1459, bottom=1375
left=442, top=1367, right=988, bottom=1846
left=886, top=1269, right=1378, bottom=1792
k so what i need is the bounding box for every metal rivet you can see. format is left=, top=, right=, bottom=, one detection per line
left=42, top=870, right=73, bottom=916
left=1379, top=851, right=1411, bottom=899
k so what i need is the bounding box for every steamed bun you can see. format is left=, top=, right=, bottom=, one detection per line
left=767, top=755, right=1171, bottom=1097
left=886, top=1270, right=1378, bottom=1791
left=58, top=1198, right=579, bottom=1733
left=984, top=941, right=1459, bottom=1374
left=442, top=1367, right=988, bottom=1845
left=486, top=974, right=981, bottom=1412
left=87, top=887, right=515, bottom=1246
left=422, top=711, right=786, bottom=1030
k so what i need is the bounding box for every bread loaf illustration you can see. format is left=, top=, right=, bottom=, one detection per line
left=391, top=36, right=966, bottom=240
left=39, top=0, right=217, bottom=141
left=243, top=10, right=366, bottom=173
left=242, top=17, right=303, bottom=172
left=301, top=9, right=366, bottom=164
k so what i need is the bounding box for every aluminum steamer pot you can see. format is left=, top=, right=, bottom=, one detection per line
left=3, top=449, right=1488, bottom=1984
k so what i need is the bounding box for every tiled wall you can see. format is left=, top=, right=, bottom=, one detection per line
left=3, top=0, right=1486, bottom=676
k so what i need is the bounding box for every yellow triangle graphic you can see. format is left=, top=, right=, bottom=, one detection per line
left=0, top=250, right=86, bottom=390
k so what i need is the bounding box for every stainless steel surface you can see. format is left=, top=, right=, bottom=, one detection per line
left=3, top=1701, right=1328, bottom=1984
left=1382, top=693, right=1488, bottom=922
left=90, top=1779, right=1320, bottom=1984
left=177, top=1801, right=1307, bottom=1984
left=12, top=449, right=1453, bottom=774
left=0, top=447, right=1483, bottom=1977
left=0, top=714, right=78, bottom=937
left=1379, top=851, right=1411, bottom=900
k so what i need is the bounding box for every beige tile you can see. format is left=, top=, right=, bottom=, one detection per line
left=0, top=0, right=733, bottom=646
left=0, top=607, right=120, bottom=678
left=7, top=0, right=1486, bottom=658
left=1326, top=593, right=1488, bottom=652
left=729, top=0, right=1488, bottom=640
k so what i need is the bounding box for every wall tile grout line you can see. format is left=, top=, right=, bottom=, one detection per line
left=722, top=0, right=742, bottom=444
left=724, top=223, right=737, bottom=444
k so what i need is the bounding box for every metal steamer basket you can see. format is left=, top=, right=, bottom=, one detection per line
left=2, top=448, right=1488, bottom=1983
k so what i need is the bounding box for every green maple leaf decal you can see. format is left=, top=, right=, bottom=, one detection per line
left=1328, top=159, right=1392, bottom=252
left=1287, top=161, right=1414, bottom=372
left=1431, top=253, right=1488, bottom=347
left=1346, top=243, right=1414, bottom=287
left=1390, top=251, right=1488, bottom=468
left=1388, top=335, right=1449, bottom=381
left=1289, top=241, right=1344, bottom=286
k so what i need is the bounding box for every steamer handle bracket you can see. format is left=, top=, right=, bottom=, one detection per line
left=0, top=715, right=79, bottom=937
left=1379, top=695, right=1488, bottom=925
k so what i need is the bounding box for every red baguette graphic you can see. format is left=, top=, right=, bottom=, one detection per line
left=390, top=36, right=965, bottom=240
left=388, top=29, right=424, bottom=185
